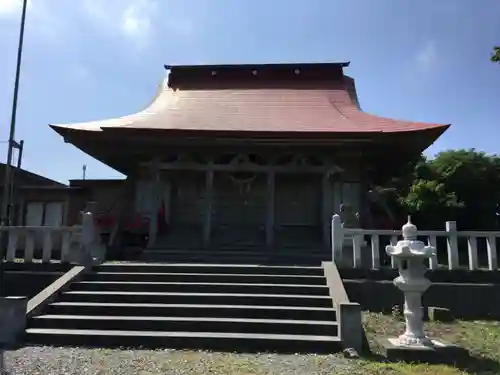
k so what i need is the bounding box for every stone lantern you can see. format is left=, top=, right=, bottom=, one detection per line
left=385, top=216, right=435, bottom=347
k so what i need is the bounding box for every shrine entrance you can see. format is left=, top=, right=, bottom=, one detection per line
left=275, top=173, right=323, bottom=247
left=211, top=171, right=267, bottom=248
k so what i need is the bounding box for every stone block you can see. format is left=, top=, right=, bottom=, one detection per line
left=0, top=297, right=27, bottom=346
left=425, top=307, right=454, bottom=323
left=338, top=302, right=363, bottom=353
left=377, top=336, right=467, bottom=363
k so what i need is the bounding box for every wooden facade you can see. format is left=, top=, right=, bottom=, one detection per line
left=132, top=151, right=362, bottom=250
left=49, top=62, right=450, bottom=253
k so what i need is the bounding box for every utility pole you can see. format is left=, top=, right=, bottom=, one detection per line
left=0, top=0, right=28, bottom=304
left=8, top=140, right=24, bottom=224
left=1, top=0, right=28, bottom=227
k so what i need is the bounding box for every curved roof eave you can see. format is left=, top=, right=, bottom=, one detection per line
left=49, top=71, right=450, bottom=137
left=49, top=72, right=171, bottom=134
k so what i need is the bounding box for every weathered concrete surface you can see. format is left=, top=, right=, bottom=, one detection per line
left=342, top=276, right=500, bottom=320
left=0, top=297, right=27, bottom=345
left=27, top=266, right=87, bottom=317
left=322, top=261, right=362, bottom=352
left=377, top=336, right=467, bottom=363
left=338, top=302, right=362, bottom=353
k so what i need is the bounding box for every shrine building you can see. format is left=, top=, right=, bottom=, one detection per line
left=50, top=62, right=449, bottom=254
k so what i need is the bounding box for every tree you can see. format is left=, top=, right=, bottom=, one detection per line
left=400, top=179, right=462, bottom=229
left=375, top=149, right=500, bottom=230
left=428, top=149, right=500, bottom=229
left=492, top=47, right=500, bottom=63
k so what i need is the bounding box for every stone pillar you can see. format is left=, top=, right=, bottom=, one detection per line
left=0, top=297, right=27, bottom=345
left=266, top=171, right=275, bottom=248
left=203, top=168, right=214, bottom=248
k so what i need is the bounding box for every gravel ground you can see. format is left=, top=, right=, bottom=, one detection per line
left=3, top=346, right=361, bottom=375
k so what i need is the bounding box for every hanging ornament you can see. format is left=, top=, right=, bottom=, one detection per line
left=227, top=172, right=257, bottom=194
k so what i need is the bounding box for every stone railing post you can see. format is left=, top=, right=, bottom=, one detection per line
left=445, top=221, right=459, bottom=270
left=5, top=229, right=19, bottom=262
left=24, top=230, right=35, bottom=262
left=486, top=235, right=498, bottom=270
left=60, top=228, right=73, bottom=264
left=41, top=229, right=53, bottom=263
left=331, top=214, right=344, bottom=264
left=467, top=236, right=478, bottom=271
left=79, top=201, right=106, bottom=265
left=370, top=234, right=380, bottom=269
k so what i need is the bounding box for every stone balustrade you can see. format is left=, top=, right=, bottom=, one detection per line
left=0, top=226, right=82, bottom=264
left=331, top=214, right=499, bottom=271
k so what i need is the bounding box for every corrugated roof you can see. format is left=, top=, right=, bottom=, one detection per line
left=50, top=65, right=449, bottom=135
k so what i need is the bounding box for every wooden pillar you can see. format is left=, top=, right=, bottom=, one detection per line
left=147, top=160, right=160, bottom=248
left=359, top=179, right=370, bottom=227
left=359, top=155, right=370, bottom=227
left=322, top=172, right=333, bottom=249
left=266, top=171, right=275, bottom=248
left=203, top=168, right=214, bottom=247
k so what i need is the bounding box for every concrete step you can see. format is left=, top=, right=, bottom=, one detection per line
left=29, top=315, right=338, bottom=336
left=71, top=281, right=330, bottom=296
left=141, top=250, right=329, bottom=257
left=25, top=261, right=342, bottom=353
left=44, top=302, right=337, bottom=321
left=139, top=254, right=328, bottom=266
left=95, top=263, right=325, bottom=276
left=60, top=291, right=334, bottom=308
left=86, top=272, right=326, bottom=285
left=25, top=328, right=342, bottom=353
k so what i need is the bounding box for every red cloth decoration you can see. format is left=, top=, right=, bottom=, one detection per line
left=124, top=214, right=150, bottom=231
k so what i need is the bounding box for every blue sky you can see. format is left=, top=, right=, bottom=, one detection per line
left=0, top=0, right=499, bottom=183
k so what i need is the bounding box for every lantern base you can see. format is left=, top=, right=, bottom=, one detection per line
left=377, top=337, right=467, bottom=363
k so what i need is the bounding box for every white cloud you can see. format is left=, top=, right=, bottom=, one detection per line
left=1, top=0, right=197, bottom=52
left=0, top=0, right=64, bottom=44
left=66, top=64, right=93, bottom=84
left=0, top=0, right=35, bottom=19
left=121, top=1, right=157, bottom=39
left=81, top=0, right=158, bottom=46
left=415, top=40, right=439, bottom=71
left=0, top=0, right=22, bottom=17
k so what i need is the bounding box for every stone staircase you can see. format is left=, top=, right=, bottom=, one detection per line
left=25, top=263, right=345, bottom=353
left=140, top=246, right=330, bottom=265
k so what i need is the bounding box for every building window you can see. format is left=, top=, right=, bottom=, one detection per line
left=24, top=201, right=64, bottom=227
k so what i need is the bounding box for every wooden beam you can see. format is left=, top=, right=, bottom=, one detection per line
left=139, top=161, right=344, bottom=174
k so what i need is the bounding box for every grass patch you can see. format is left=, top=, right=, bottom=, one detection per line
left=359, top=311, right=500, bottom=374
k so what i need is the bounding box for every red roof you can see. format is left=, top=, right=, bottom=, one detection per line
left=50, top=63, right=449, bottom=136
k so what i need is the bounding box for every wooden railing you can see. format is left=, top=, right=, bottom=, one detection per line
left=331, top=215, right=499, bottom=271
left=0, top=226, right=82, bottom=264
